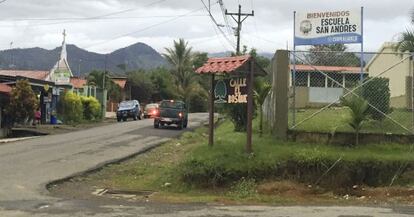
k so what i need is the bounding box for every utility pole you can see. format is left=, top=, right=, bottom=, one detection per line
left=225, top=4, right=254, bottom=54
left=103, top=54, right=107, bottom=89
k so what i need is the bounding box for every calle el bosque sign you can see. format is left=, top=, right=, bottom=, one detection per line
left=214, top=77, right=248, bottom=104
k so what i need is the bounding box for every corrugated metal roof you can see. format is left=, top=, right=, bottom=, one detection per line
left=0, top=83, right=12, bottom=94
left=291, top=65, right=365, bottom=74
left=0, top=70, right=49, bottom=80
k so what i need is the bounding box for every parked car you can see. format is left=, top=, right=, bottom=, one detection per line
left=116, top=100, right=142, bottom=122
left=143, top=103, right=159, bottom=118
left=154, top=100, right=188, bottom=130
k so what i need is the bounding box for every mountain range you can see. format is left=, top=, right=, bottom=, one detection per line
left=0, top=42, right=278, bottom=77
left=0, top=42, right=168, bottom=76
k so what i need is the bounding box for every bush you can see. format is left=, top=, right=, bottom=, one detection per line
left=59, top=91, right=83, bottom=124
left=6, top=79, right=38, bottom=124
left=362, top=77, right=391, bottom=120
left=188, top=88, right=208, bottom=112
left=81, top=96, right=101, bottom=121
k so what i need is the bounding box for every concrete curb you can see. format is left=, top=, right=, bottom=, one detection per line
left=0, top=136, right=40, bottom=144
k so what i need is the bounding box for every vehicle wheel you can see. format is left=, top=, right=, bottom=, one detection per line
left=133, top=114, right=138, bottom=121
left=177, top=121, right=183, bottom=130
left=138, top=112, right=142, bottom=120
left=154, top=120, right=159, bottom=129
left=117, top=118, right=121, bottom=122
left=160, top=123, right=165, bottom=127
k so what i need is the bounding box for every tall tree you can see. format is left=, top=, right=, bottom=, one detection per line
left=163, top=39, right=195, bottom=104
left=254, top=79, right=271, bottom=137
left=305, top=44, right=361, bottom=67
left=396, top=10, right=414, bottom=52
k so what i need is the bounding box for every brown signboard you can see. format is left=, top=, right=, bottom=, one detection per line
left=214, top=77, right=248, bottom=104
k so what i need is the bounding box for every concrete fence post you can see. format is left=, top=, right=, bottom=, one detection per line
left=272, top=50, right=289, bottom=139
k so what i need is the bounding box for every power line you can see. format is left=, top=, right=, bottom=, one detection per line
left=0, top=0, right=168, bottom=27
left=200, top=0, right=236, bottom=50
left=84, top=6, right=207, bottom=50
left=0, top=14, right=208, bottom=28
left=2, top=14, right=207, bottom=22
left=218, top=0, right=235, bottom=38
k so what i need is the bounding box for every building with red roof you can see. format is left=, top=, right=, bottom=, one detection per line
left=290, top=64, right=367, bottom=108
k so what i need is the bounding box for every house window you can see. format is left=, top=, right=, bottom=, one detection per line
left=345, top=74, right=360, bottom=88
left=327, top=73, right=343, bottom=88
left=293, top=71, right=308, bottom=87
left=309, top=72, right=326, bottom=87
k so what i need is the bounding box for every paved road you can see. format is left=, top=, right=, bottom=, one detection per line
left=0, top=112, right=413, bottom=216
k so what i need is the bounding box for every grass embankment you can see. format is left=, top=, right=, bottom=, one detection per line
left=63, top=119, right=414, bottom=204
left=291, top=107, right=413, bottom=134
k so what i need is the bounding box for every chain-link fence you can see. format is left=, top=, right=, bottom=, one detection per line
left=288, top=49, right=414, bottom=135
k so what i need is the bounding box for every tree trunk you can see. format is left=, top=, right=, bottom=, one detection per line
left=259, top=108, right=263, bottom=137
left=355, top=129, right=359, bottom=146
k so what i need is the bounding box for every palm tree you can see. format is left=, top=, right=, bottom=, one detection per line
left=395, top=9, right=414, bottom=52
left=254, top=80, right=272, bottom=137
left=163, top=39, right=194, bottom=103
left=341, top=94, right=370, bottom=145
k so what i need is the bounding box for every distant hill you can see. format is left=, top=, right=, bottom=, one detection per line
left=0, top=42, right=168, bottom=76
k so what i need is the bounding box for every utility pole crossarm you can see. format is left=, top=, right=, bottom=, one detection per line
left=224, top=4, right=254, bottom=54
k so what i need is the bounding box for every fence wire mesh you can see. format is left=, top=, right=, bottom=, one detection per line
left=288, top=49, right=414, bottom=135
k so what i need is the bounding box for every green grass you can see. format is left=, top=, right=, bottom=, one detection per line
left=66, top=118, right=414, bottom=205
left=290, top=107, right=413, bottom=134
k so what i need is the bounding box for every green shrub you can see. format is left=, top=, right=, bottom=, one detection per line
left=81, top=96, right=101, bottom=121
left=362, top=77, right=391, bottom=120
left=6, top=79, right=38, bottom=124
left=227, top=178, right=257, bottom=199
left=188, top=88, right=208, bottom=112
left=59, top=91, right=83, bottom=124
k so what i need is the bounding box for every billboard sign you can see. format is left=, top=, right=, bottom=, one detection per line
left=214, top=77, right=248, bottom=104
left=294, top=9, right=362, bottom=46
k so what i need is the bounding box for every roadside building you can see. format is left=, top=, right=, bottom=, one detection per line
left=106, top=77, right=130, bottom=112
left=0, top=72, right=56, bottom=124
left=364, top=42, right=414, bottom=109
left=0, top=83, right=11, bottom=138
left=291, top=64, right=367, bottom=108
left=70, top=77, right=97, bottom=97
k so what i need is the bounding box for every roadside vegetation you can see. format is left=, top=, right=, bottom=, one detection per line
left=5, top=79, right=38, bottom=125
left=58, top=91, right=102, bottom=124
left=51, top=118, right=414, bottom=205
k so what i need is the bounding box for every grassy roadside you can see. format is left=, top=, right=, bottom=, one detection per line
left=291, top=107, right=413, bottom=134
left=50, top=119, right=414, bottom=205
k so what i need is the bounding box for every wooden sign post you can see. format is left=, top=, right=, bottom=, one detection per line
left=196, top=56, right=266, bottom=153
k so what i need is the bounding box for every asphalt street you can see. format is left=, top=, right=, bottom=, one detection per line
left=0, top=113, right=413, bottom=216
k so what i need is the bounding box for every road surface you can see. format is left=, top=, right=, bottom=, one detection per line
left=0, top=113, right=413, bottom=216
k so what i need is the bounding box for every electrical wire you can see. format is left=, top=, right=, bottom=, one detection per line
left=218, top=0, right=235, bottom=38
left=200, top=0, right=236, bottom=50
left=0, top=0, right=168, bottom=27
left=0, top=14, right=208, bottom=28
left=83, top=6, right=207, bottom=50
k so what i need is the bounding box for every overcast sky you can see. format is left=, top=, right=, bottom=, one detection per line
left=0, top=0, right=412, bottom=54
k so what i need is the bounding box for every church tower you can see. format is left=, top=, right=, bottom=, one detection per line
left=47, top=30, right=73, bottom=85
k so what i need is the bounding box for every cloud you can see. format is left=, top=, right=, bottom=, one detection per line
left=0, top=0, right=412, bottom=54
